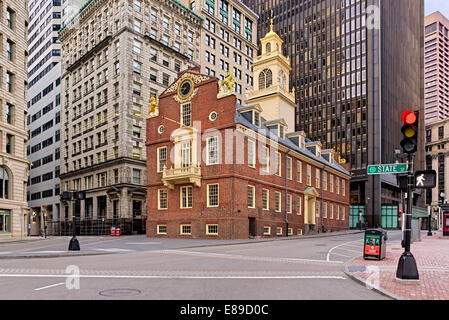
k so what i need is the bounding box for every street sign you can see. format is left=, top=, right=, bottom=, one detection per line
left=414, top=170, right=436, bottom=189
left=367, top=164, right=408, bottom=175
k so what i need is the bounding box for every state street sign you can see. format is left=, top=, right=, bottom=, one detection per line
left=367, top=164, right=408, bottom=175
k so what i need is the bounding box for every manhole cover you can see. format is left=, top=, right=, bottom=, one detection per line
left=99, top=289, right=141, bottom=297
left=391, top=248, right=402, bottom=251
left=315, top=244, right=327, bottom=247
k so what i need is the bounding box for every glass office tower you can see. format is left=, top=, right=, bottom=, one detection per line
left=243, top=0, right=424, bottom=227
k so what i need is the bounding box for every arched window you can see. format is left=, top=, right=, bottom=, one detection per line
left=266, top=42, right=271, bottom=53
left=259, top=69, right=273, bottom=89
left=265, top=69, right=273, bottom=88
left=258, top=71, right=266, bottom=90
left=0, top=167, right=10, bottom=200
left=279, top=70, right=286, bottom=89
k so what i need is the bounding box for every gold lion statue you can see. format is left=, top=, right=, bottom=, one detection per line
left=148, top=96, right=158, bottom=117
left=220, top=70, right=235, bottom=93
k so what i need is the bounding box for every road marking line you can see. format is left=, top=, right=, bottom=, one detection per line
left=0, top=252, right=11, bottom=255
left=95, top=248, right=133, bottom=252
left=328, top=252, right=351, bottom=258
left=34, top=282, right=65, bottom=291
left=327, top=240, right=362, bottom=262
left=125, top=242, right=161, bottom=245
left=0, top=274, right=346, bottom=280
left=26, top=251, right=66, bottom=254
left=161, top=250, right=344, bottom=264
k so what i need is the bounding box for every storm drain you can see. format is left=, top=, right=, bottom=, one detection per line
left=99, top=289, right=141, bottom=297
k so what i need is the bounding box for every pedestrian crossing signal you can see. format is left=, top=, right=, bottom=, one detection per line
left=414, top=170, right=436, bottom=189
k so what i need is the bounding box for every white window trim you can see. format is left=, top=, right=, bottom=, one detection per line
left=263, top=226, right=271, bottom=235
left=207, top=184, right=219, bottom=208
left=276, top=227, right=283, bottom=236
left=206, top=136, right=220, bottom=165
left=297, top=160, right=303, bottom=183
left=206, top=224, right=219, bottom=235
left=275, top=191, right=282, bottom=212
left=157, top=146, right=167, bottom=173
left=180, top=186, right=193, bottom=209
left=263, top=146, right=270, bottom=173
left=248, top=185, right=256, bottom=208
left=179, top=224, right=192, bottom=235
left=276, top=152, right=282, bottom=177
left=158, top=189, right=168, bottom=210
left=287, top=157, right=292, bottom=180
left=157, top=225, right=167, bottom=235
left=262, top=189, right=270, bottom=211
left=248, top=139, right=256, bottom=168
left=288, top=228, right=293, bottom=236
left=297, top=196, right=302, bottom=215
left=287, top=194, right=292, bottom=214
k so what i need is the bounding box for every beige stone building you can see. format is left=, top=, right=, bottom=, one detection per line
left=0, top=0, right=29, bottom=237
left=425, top=12, right=449, bottom=123
left=425, top=119, right=449, bottom=214
left=58, top=0, right=202, bottom=234
left=179, top=0, right=258, bottom=104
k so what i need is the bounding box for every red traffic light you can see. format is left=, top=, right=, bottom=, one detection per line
left=402, top=110, right=417, bottom=125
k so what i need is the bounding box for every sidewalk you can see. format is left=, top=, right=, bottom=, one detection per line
left=345, top=231, right=449, bottom=300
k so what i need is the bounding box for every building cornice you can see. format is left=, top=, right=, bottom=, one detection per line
left=235, top=124, right=350, bottom=179
left=59, top=0, right=203, bottom=38
left=59, top=157, right=146, bottom=180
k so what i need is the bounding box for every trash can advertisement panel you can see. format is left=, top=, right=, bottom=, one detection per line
left=364, top=234, right=381, bottom=256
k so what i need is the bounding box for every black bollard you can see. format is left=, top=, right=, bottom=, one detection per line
left=68, top=215, right=80, bottom=251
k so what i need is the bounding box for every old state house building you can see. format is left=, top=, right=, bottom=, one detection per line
left=146, top=26, right=351, bottom=239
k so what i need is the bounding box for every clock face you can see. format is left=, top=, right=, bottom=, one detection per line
left=178, top=79, right=194, bottom=100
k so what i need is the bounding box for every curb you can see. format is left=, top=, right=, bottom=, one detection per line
left=0, top=252, right=110, bottom=260
left=343, top=256, right=403, bottom=300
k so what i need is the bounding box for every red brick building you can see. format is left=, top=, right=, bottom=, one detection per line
left=146, top=67, right=350, bottom=239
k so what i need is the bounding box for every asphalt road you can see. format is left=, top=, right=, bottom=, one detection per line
left=0, top=231, right=403, bottom=300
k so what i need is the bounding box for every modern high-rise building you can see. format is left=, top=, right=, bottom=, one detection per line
left=57, top=0, right=202, bottom=234
left=0, top=0, right=29, bottom=237
left=424, top=11, right=449, bottom=123
left=26, top=0, right=66, bottom=236
left=178, top=0, right=258, bottom=104
left=243, top=0, right=425, bottom=228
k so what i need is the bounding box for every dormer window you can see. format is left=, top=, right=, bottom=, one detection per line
left=279, top=124, right=285, bottom=139
left=300, top=136, right=305, bottom=149
left=254, top=111, right=260, bottom=127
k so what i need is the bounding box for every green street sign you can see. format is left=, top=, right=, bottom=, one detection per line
left=367, top=164, right=408, bottom=175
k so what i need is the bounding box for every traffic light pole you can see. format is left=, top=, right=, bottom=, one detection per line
left=396, top=153, right=419, bottom=281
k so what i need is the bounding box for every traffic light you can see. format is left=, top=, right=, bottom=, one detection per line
left=400, top=110, right=419, bottom=154
left=75, top=191, right=86, bottom=200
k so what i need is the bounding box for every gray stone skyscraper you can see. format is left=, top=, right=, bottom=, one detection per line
left=0, top=0, right=29, bottom=237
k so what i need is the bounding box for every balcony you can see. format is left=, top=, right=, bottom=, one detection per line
left=162, top=165, right=202, bottom=190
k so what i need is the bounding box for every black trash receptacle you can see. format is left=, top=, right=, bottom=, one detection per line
left=363, top=229, right=387, bottom=261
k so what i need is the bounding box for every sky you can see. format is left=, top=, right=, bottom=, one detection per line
left=425, top=0, right=449, bottom=17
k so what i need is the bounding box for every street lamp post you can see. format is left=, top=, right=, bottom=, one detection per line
left=439, top=192, right=445, bottom=231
